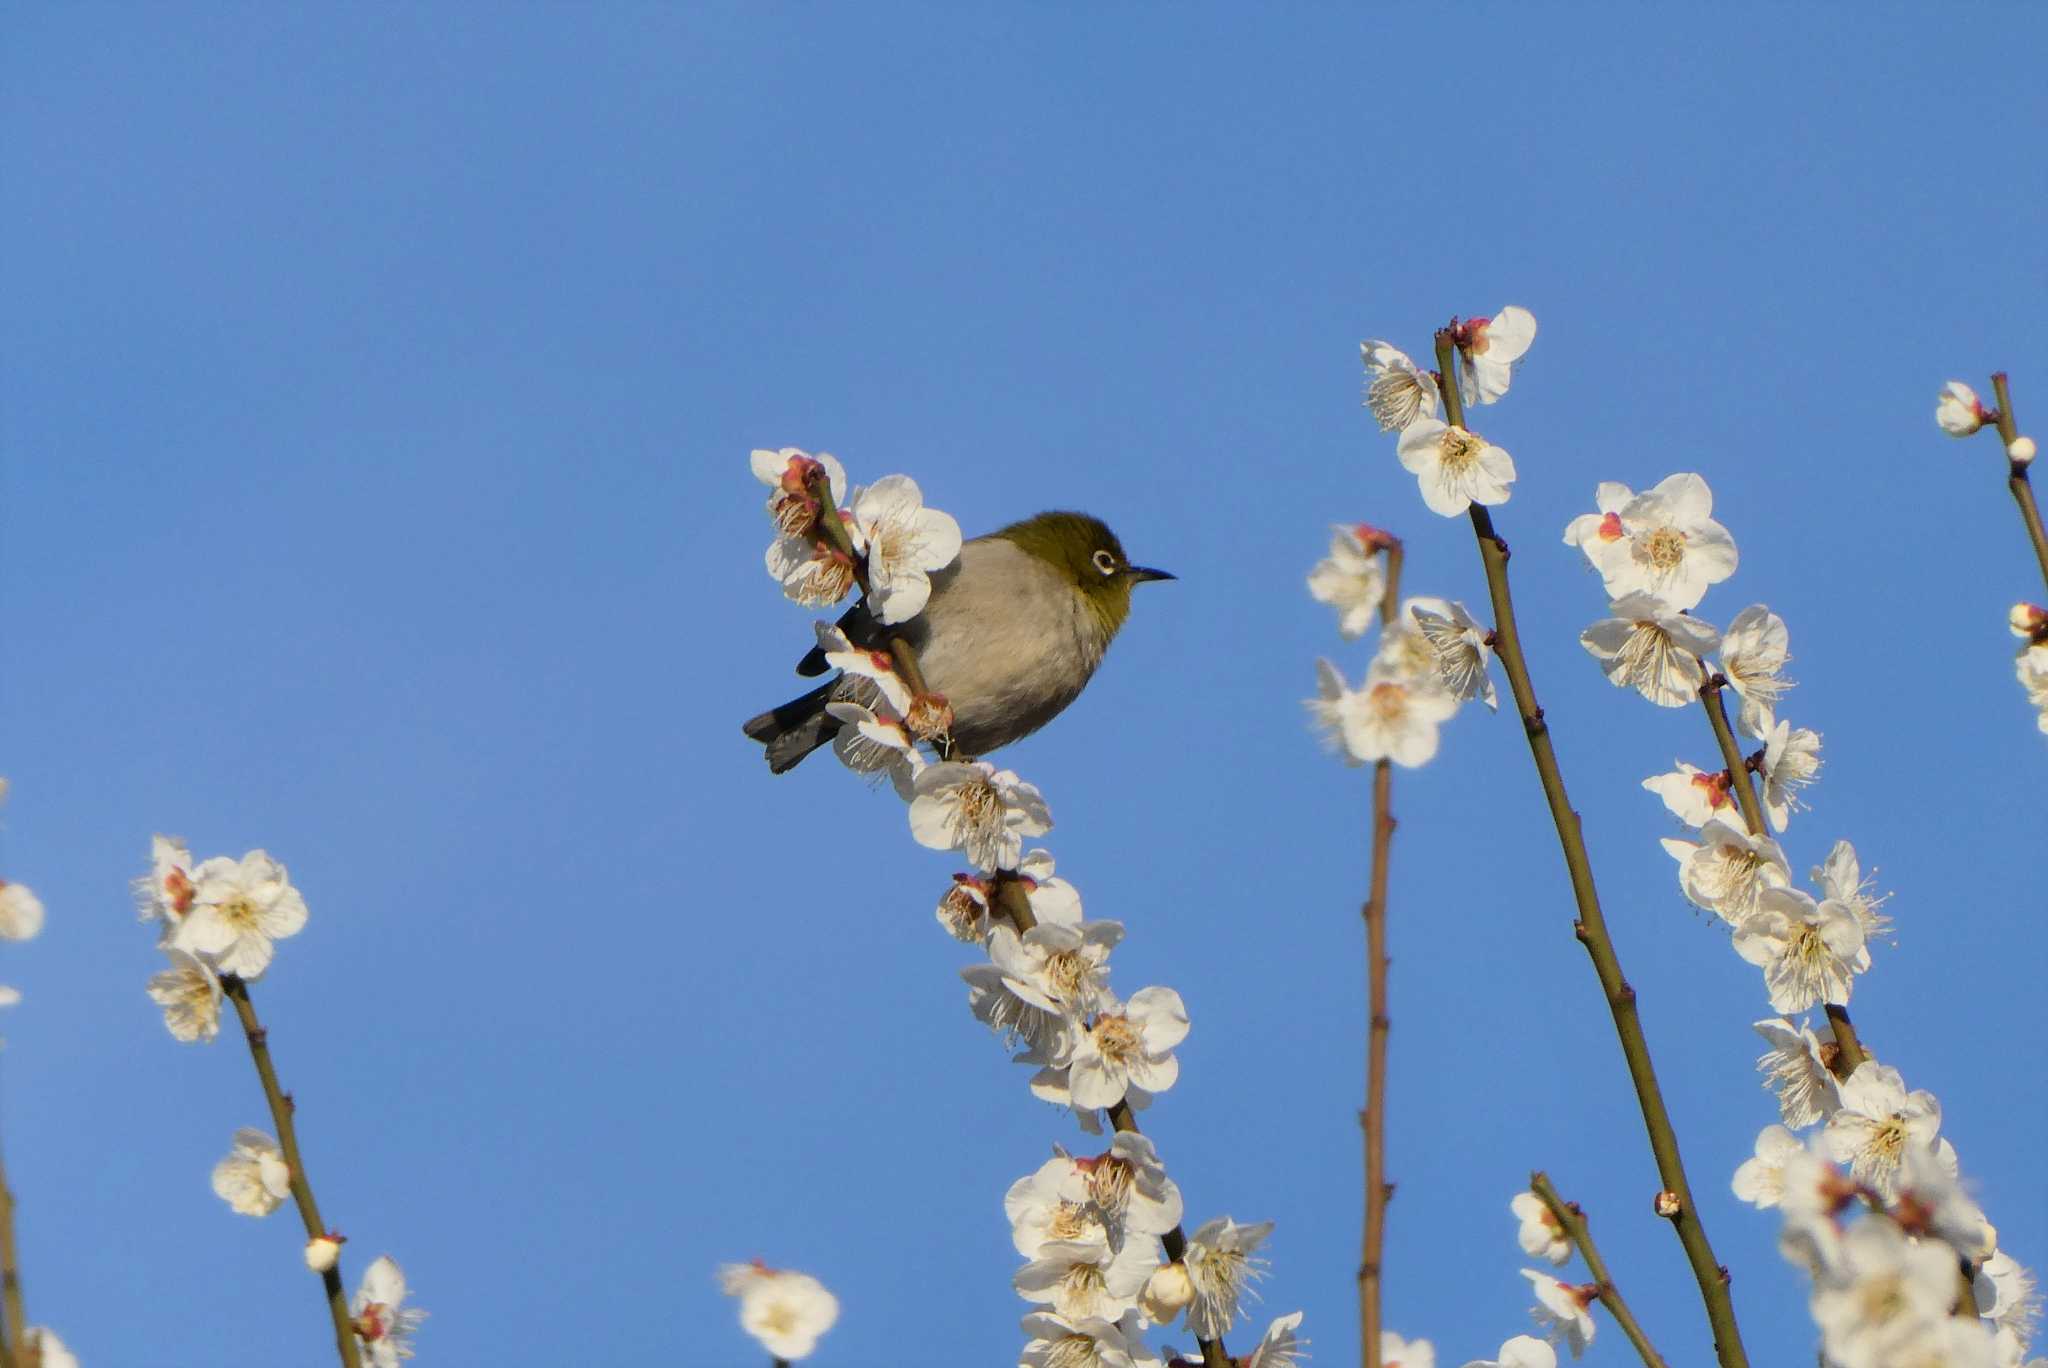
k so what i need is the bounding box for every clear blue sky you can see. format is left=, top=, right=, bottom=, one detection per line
left=3, top=7, right=2044, bottom=1366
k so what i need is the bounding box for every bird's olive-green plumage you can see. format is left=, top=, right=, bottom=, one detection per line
left=744, top=509, right=1172, bottom=772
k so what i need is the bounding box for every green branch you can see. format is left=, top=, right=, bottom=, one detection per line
left=1530, top=1172, right=1671, bottom=1368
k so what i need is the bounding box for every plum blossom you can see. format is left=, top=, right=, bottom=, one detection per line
left=1511, top=1191, right=1570, bottom=1265
left=353, top=1256, right=427, bottom=1367
left=1396, top=419, right=1517, bottom=517
left=21, top=1329, right=78, bottom=1368
left=720, top=1263, right=837, bottom=1362
left=1718, top=606, right=1794, bottom=738
left=173, top=850, right=309, bottom=980
left=1562, top=482, right=1634, bottom=572
left=1894, top=1144, right=1994, bottom=1263
left=1306, top=659, right=1457, bottom=768
left=2018, top=644, right=2048, bottom=734
left=1243, top=1312, right=1308, bottom=1368
left=1307, top=526, right=1389, bottom=640
left=1063, top=987, right=1189, bottom=1110
left=0, top=883, right=42, bottom=942
left=1753, top=1017, right=1841, bottom=1128
left=212, top=1128, right=291, bottom=1217
left=1453, top=306, right=1538, bottom=407
left=1975, top=1252, right=2041, bottom=1351
left=134, top=834, right=199, bottom=931
left=1824, top=1062, right=1943, bottom=1200
left=765, top=536, right=858, bottom=609
left=1761, top=721, right=1823, bottom=831
left=1641, top=761, right=1743, bottom=829
left=1580, top=592, right=1720, bottom=707
left=750, top=447, right=846, bottom=537
left=1732, top=886, right=1865, bottom=1014
left=1008, top=1153, right=1109, bottom=1259
left=1810, top=1217, right=1963, bottom=1368
left=842, top=475, right=962, bottom=625
left=1361, top=340, right=1440, bottom=432
left=1461, top=1336, right=1557, bottom=1368
left=1588, top=474, right=1738, bottom=612
left=1661, top=818, right=1791, bottom=925
left=1019, top=1311, right=1160, bottom=1368
left=1071, top=1133, right=1183, bottom=1250
left=147, top=949, right=222, bottom=1043
left=1522, top=1271, right=1596, bottom=1358
left=1937, top=382, right=1991, bottom=436
left=1411, top=600, right=1497, bottom=710
left=1184, top=1216, right=1274, bottom=1339
left=825, top=701, right=922, bottom=793
left=1014, top=1230, right=1159, bottom=1324
left=908, top=762, right=1052, bottom=871
left=964, top=919, right=1122, bottom=1051
left=1733, top=1124, right=1805, bottom=1208
left=1382, top=1330, right=1435, bottom=1368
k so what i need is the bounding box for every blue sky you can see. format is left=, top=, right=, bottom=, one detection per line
left=3, top=6, right=2044, bottom=1366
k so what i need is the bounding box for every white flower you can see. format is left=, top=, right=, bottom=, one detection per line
left=134, top=833, right=199, bottom=927
left=1019, top=1311, right=1160, bottom=1368
left=843, top=475, right=962, bottom=625
left=825, top=700, right=923, bottom=793
left=936, top=874, right=992, bottom=942
left=1661, top=818, right=1791, bottom=925
left=1140, top=1262, right=1196, bottom=1324
left=1014, top=1230, right=1159, bottom=1324
left=1895, top=1143, right=1993, bottom=1263
left=172, top=850, right=309, bottom=980
left=1184, top=1216, right=1274, bottom=1340
left=1383, top=1330, right=1436, bottom=1368
left=750, top=447, right=847, bottom=536
left=352, top=1256, right=427, bottom=1367
left=1307, top=659, right=1457, bottom=768
left=1753, top=1017, right=1841, bottom=1128
left=1733, top=1124, right=1806, bottom=1208
left=1811, top=1217, right=1961, bottom=1368
left=907, top=762, right=1052, bottom=871
left=0, top=883, right=42, bottom=941
left=1071, top=1133, right=1183, bottom=1248
left=811, top=623, right=915, bottom=716
left=1307, top=526, right=1389, bottom=640
left=1454, top=306, right=1538, bottom=407
left=1511, top=1191, right=1570, bottom=1266
left=2019, top=644, right=2048, bottom=734
left=1641, top=761, right=1743, bottom=829
left=1462, top=1335, right=1558, bottom=1368
left=1580, top=592, right=1720, bottom=707
left=21, top=1329, right=78, bottom=1368
left=964, top=920, right=1122, bottom=1053
left=1718, top=606, right=1794, bottom=738
left=1761, top=721, right=1823, bottom=831
left=1824, top=1062, right=1942, bottom=1200
left=1522, top=1271, right=1596, bottom=1358
left=1243, top=1311, right=1309, bottom=1368
left=1812, top=840, right=1892, bottom=947
left=1937, top=382, right=1991, bottom=437
left=765, top=535, right=858, bottom=609
left=1562, top=482, right=1635, bottom=571
left=1016, top=849, right=1085, bottom=927
left=1362, top=341, right=1440, bottom=431
left=1396, top=419, right=1517, bottom=517
left=1776, top=1140, right=1858, bottom=1278
left=1733, top=886, right=1865, bottom=1014
left=1589, top=474, right=1738, bottom=612
left=1976, top=1252, right=2041, bottom=1349
left=147, top=949, right=222, bottom=1043
left=1065, top=988, right=1189, bottom=1110
left=1412, top=600, right=1497, bottom=710
left=211, top=1128, right=291, bottom=1217
left=1372, top=598, right=1453, bottom=686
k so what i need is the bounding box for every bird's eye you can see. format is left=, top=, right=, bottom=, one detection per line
left=1091, top=549, right=1118, bottom=576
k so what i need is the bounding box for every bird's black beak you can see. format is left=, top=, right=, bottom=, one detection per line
left=1129, top=566, right=1176, bottom=584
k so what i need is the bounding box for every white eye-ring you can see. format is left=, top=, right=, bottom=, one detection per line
left=1091, top=549, right=1118, bottom=576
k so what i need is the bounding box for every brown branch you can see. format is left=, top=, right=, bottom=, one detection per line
left=0, top=1133, right=21, bottom=1368
left=1530, top=1172, right=1671, bottom=1368
left=1432, top=331, right=1748, bottom=1368
left=222, top=977, right=362, bottom=1368
left=1989, top=374, right=2048, bottom=598
left=1359, top=538, right=1403, bottom=1368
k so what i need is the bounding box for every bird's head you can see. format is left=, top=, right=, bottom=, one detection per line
left=995, top=510, right=1174, bottom=640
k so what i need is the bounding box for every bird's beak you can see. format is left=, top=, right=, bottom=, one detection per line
left=1129, top=566, right=1176, bottom=584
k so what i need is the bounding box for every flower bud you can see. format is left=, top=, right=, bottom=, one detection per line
left=2009, top=604, right=2048, bottom=639
left=1140, top=1261, right=1195, bottom=1323
left=1937, top=381, right=1989, bottom=436
left=304, top=1233, right=345, bottom=1273
left=2010, top=435, right=2037, bottom=466
left=1653, top=1190, right=1683, bottom=1218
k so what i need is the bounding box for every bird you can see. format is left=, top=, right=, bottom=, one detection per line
left=743, top=510, right=1173, bottom=773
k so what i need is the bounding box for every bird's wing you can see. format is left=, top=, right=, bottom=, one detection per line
left=794, top=597, right=879, bottom=676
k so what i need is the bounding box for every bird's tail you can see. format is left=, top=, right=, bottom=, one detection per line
left=741, top=679, right=843, bottom=774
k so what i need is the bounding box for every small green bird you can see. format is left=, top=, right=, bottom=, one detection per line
left=743, top=511, right=1173, bottom=773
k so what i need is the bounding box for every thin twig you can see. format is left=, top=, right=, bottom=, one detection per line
left=0, top=1132, right=21, bottom=1368
left=1530, top=1172, right=1671, bottom=1368
left=1989, top=374, right=2048, bottom=598
left=1698, top=680, right=1867, bottom=1078
left=222, top=977, right=363, bottom=1368
left=1432, top=332, right=1749, bottom=1368
left=1359, top=538, right=1403, bottom=1368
